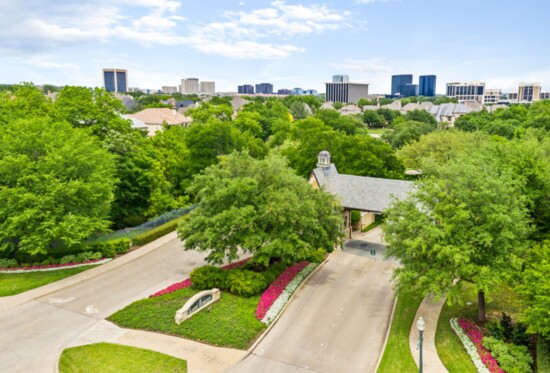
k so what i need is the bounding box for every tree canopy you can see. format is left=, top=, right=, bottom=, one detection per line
left=178, top=152, right=343, bottom=266
left=0, top=118, right=116, bottom=257
left=382, top=153, right=532, bottom=322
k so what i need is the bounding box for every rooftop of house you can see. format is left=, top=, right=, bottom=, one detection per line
left=127, top=108, right=192, bottom=126
left=311, top=155, right=414, bottom=212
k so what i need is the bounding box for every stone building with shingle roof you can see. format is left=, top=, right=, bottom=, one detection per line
left=309, top=151, right=414, bottom=238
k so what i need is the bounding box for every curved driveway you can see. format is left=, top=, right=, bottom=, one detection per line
left=230, top=228, right=397, bottom=373
left=0, top=233, right=210, bottom=373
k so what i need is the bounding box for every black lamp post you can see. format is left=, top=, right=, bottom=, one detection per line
left=417, top=316, right=425, bottom=373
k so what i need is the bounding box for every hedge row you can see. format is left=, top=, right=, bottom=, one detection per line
left=132, top=216, right=187, bottom=246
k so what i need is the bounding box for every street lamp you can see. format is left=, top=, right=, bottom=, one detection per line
left=417, top=316, right=425, bottom=373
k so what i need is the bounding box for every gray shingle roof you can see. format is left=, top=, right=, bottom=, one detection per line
left=312, top=165, right=414, bottom=212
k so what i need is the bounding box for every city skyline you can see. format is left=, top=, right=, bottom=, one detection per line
left=1, top=0, right=549, bottom=93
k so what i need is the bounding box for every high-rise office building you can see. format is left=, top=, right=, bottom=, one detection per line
left=292, top=88, right=304, bottom=95
left=278, top=89, right=291, bottom=95
left=238, top=85, right=254, bottom=94
left=419, top=75, right=437, bottom=97
left=304, top=89, right=318, bottom=95
left=255, top=83, right=274, bottom=94
left=325, top=77, right=369, bottom=103
left=446, top=81, right=486, bottom=103
left=518, top=82, right=541, bottom=102
left=391, top=74, right=413, bottom=96
left=180, top=78, right=200, bottom=94
left=400, top=84, right=419, bottom=97
left=200, top=81, right=215, bottom=94
left=103, top=68, right=128, bottom=93
left=333, top=75, right=350, bottom=83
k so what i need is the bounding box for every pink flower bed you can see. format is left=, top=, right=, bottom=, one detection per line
left=255, top=261, right=309, bottom=320
left=458, top=319, right=504, bottom=373
left=148, top=257, right=251, bottom=298
left=0, top=259, right=106, bottom=271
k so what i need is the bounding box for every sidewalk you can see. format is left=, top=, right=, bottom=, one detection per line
left=409, top=294, right=448, bottom=373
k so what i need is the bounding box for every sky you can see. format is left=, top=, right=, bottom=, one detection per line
left=0, top=0, right=549, bottom=94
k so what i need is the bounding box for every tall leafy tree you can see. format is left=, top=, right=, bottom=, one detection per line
left=178, top=152, right=343, bottom=266
left=0, top=83, right=54, bottom=125
left=0, top=118, right=116, bottom=257
left=382, top=154, right=532, bottom=322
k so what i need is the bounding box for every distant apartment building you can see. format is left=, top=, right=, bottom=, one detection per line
left=391, top=74, right=413, bottom=96
left=180, top=78, right=200, bottom=94
left=278, top=89, right=291, bottom=95
left=304, top=89, right=318, bottom=95
left=540, top=92, right=550, bottom=100
left=103, top=68, right=128, bottom=93
left=292, top=88, right=304, bottom=95
left=255, top=83, right=274, bottom=94
left=325, top=77, right=369, bottom=104
left=333, top=75, right=350, bottom=83
left=507, top=92, right=519, bottom=101
left=419, top=75, right=437, bottom=97
left=200, top=81, right=215, bottom=94
left=446, top=81, right=486, bottom=103
left=483, top=89, right=502, bottom=104
left=518, top=82, right=541, bottom=102
left=238, top=85, right=255, bottom=94
left=162, top=86, right=178, bottom=94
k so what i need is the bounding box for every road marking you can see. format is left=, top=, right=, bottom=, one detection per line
left=85, top=304, right=99, bottom=314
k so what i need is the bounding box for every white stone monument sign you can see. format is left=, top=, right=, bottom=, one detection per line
left=175, top=288, right=220, bottom=324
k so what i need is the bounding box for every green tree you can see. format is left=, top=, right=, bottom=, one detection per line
left=54, top=86, right=131, bottom=138
left=382, top=154, right=531, bottom=322
left=403, top=109, right=437, bottom=126
left=0, top=83, right=54, bottom=125
left=332, top=101, right=344, bottom=110
left=314, top=109, right=364, bottom=135
left=289, top=101, right=310, bottom=120
left=178, top=152, right=343, bottom=266
left=518, top=240, right=550, bottom=338
left=396, top=130, right=490, bottom=170
left=382, top=118, right=437, bottom=148
left=363, top=110, right=385, bottom=128
left=0, top=118, right=116, bottom=257
left=378, top=108, right=401, bottom=126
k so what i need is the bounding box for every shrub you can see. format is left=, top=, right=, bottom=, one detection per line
left=89, top=238, right=131, bottom=258
left=75, top=251, right=102, bottom=262
left=132, top=217, right=186, bottom=246
left=59, top=255, right=77, bottom=265
left=482, top=336, right=533, bottom=373
left=306, top=248, right=327, bottom=263
left=488, top=320, right=505, bottom=340
left=511, top=323, right=530, bottom=347
left=0, top=258, right=18, bottom=268
left=190, top=266, right=228, bottom=290
left=226, top=270, right=266, bottom=297
left=259, top=262, right=288, bottom=286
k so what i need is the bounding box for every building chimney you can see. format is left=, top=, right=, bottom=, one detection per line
left=317, top=150, right=332, bottom=176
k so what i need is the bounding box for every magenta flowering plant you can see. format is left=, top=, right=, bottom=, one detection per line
left=255, top=261, right=309, bottom=320
left=458, top=319, right=504, bottom=373
left=148, top=257, right=251, bottom=298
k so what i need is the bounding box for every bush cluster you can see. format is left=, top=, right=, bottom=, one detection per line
left=487, top=312, right=530, bottom=346
left=482, top=336, right=533, bottom=373
left=89, top=238, right=131, bottom=258
left=190, top=262, right=289, bottom=297
left=306, top=248, right=327, bottom=263
left=0, top=258, right=18, bottom=268
left=132, top=217, right=185, bottom=246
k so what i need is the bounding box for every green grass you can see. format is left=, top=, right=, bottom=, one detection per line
left=59, top=343, right=187, bottom=373
left=108, top=287, right=266, bottom=350
left=367, top=128, right=388, bottom=135
left=0, top=266, right=96, bottom=297
left=377, top=290, right=423, bottom=373
left=538, top=338, right=550, bottom=373
left=435, top=282, right=525, bottom=373
left=362, top=215, right=384, bottom=233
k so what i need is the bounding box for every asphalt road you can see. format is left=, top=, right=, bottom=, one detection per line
left=230, top=228, right=397, bottom=373
left=0, top=235, right=208, bottom=373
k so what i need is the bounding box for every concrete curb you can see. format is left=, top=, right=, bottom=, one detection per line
left=0, top=232, right=180, bottom=313
left=222, top=255, right=330, bottom=372
left=373, top=293, right=398, bottom=372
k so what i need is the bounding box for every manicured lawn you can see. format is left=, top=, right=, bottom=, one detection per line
left=0, top=266, right=96, bottom=297
left=367, top=128, right=388, bottom=135
left=435, top=282, right=525, bottom=373
left=59, top=343, right=187, bottom=373
left=108, top=287, right=266, bottom=350
left=377, top=290, right=423, bottom=373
